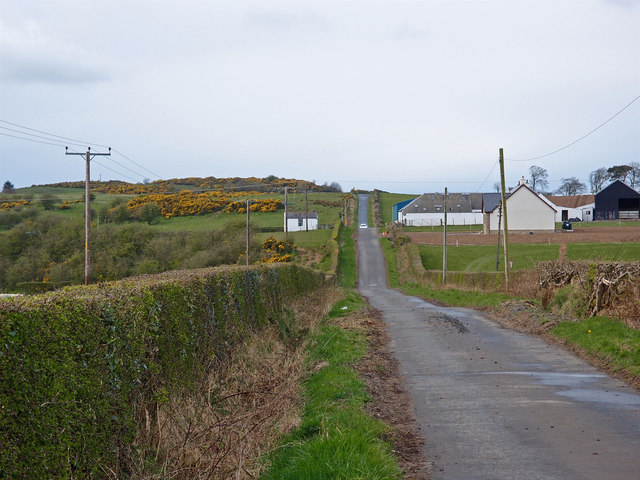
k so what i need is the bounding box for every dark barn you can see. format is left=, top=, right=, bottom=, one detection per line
left=594, top=180, right=640, bottom=220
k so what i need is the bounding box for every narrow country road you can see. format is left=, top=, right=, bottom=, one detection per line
left=356, top=194, right=640, bottom=480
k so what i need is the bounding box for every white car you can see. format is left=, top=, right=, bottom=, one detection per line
left=359, top=223, right=368, bottom=228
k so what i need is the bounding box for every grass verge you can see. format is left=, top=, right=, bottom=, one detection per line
left=401, top=282, right=513, bottom=309
left=551, top=317, right=640, bottom=378
left=379, top=237, right=400, bottom=288
left=338, top=224, right=357, bottom=288
left=261, top=290, right=401, bottom=480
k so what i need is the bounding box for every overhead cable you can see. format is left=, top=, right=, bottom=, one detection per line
left=506, top=94, right=640, bottom=162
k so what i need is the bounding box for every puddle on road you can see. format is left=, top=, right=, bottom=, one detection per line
left=480, top=371, right=640, bottom=409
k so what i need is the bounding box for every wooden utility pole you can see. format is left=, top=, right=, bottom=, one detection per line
left=284, top=186, right=289, bottom=238
left=65, top=146, right=110, bottom=285
left=246, top=199, right=251, bottom=266
left=499, top=148, right=510, bottom=288
left=443, top=187, right=448, bottom=284
left=305, top=183, right=309, bottom=232
left=496, top=202, right=502, bottom=271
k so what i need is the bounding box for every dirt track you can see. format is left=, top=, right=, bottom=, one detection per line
left=408, top=226, right=640, bottom=246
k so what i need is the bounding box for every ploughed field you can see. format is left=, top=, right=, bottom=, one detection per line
left=408, top=225, right=640, bottom=246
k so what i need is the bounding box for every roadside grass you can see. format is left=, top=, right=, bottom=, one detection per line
left=418, top=244, right=560, bottom=272
left=552, top=317, right=640, bottom=377
left=379, top=237, right=400, bottom=288
left=260, top=291, right=401, bottom=480
left=377, top=193, right=418, bottom=226
left=566, top=242, right=640, bottom=262
left=401, top=283, right=513, bottom=309
left=338, top=224, right=357, bottom=288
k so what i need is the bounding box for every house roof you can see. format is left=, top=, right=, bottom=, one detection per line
left=482, top=193, right=502, bottom=213
left=484, top=184, right=557, bottom=213
left=400, top=192, right=483, bottom=214
left=393, top=198, right=416, bottom=211
left=544, top=194, right=595, bottom=208
left=286, top=212, right=318, bottom=220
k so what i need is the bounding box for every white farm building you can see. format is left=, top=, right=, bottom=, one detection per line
left=483, top=179, right=556, bottom=233
left=285, top=212, right=318, bottom=232
left=397, top=193, right=484, bottom=226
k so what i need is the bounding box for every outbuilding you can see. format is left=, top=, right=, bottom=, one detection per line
left=543, top=195, right=595, bottom=223
left=397, top=192, right=484, bottom=226
left=284, top=212, right=318, bottom=232
left=594, top=180, right=640, bottom=220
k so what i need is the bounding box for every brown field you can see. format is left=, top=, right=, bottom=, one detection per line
left=408, top=225, right=640, bottom=246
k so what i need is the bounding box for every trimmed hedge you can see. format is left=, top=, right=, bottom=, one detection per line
left=0, top=264, right=325, bottom=479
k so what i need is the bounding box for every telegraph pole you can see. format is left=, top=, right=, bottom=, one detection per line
left=499, top=148, right=510, bottom=288
left=443, top=187, right=448, bottom=285
left=284, top=186, right=289, bottom=238
left=305, top=183, right=309, bottom=232
left=246, top=199, right=252, bottom=266
left=65, top=146, right=111, bottom=285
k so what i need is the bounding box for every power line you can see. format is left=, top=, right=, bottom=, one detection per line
left=93, top=160, right=139, bottom=183
left=507, top=94, right=640, bottom=162
left=0, top=131, right=67, bottom=148
left=112, top=149, right=163, bottom=180
left=0, top=126, right=89, bottom=149
left=0, top=119, right=163, bottom=181
left=0, top=119, right=109, bottom=149
left=475, top=160, right=500, bottom=193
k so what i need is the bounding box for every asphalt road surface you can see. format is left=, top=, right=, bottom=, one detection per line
left=356, top=194, right=640, bottom=480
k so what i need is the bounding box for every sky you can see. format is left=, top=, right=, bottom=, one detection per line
left=1, top=0, right=639, bottom=194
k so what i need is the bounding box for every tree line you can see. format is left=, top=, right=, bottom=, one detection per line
left=509, top=162, right=640, bottom=196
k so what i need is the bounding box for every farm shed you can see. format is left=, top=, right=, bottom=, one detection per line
left=397, top=192, right=484, bottom=226
left=594, top=180, right=640, bottom=220
left=483, top=182, right=556, bottom=233
left=543, top=195, right=595, bottom=223
left=392, top=198, right=416, bottom=222
left=285, top=212, right=318, bottom=232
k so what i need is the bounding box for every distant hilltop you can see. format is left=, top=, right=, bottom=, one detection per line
left=32, top=176, right=343, bottom=195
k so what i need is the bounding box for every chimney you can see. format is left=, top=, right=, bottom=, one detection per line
left=518, top=175, right=530, bottom=186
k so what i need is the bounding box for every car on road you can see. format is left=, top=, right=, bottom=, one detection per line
left=360, top=223, right=368, bottom=228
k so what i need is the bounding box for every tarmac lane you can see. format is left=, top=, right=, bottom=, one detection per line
left=356, top=194, right=640, bottom=480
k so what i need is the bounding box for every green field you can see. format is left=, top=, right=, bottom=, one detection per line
left=377, top=192, right=418, bottom=225
left=418, top=242, right=640, bottom=272
left=566, top=242, right=640, bottom=262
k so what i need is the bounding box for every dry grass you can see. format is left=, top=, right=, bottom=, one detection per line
left=128, top=287, right=343, bottom=480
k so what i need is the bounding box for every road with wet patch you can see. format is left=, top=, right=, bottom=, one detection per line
left=356, top=194, right=640, bottom=480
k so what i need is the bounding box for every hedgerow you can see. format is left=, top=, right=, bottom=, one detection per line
left=0, top=263, right=325, bottom=479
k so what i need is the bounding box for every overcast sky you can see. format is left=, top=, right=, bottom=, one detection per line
left=1, top=0, right=638, bottom=193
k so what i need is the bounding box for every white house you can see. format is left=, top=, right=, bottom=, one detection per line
left=397, top=192, right=484, bottom=226
left=285, top=212, right=318, bottom=232
left=483, top=179, right=556, bottom=233
left=543, top=195, right=595, bottom=223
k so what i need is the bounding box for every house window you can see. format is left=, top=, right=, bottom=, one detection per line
left=298, top=218, right=303, bottom=227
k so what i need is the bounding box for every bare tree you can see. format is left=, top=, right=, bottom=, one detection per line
left=556, top=177, right=587, bottom=196
left=588, top=167, right=610, bottom=193
left=528, top=165, right=548, bottom=192
left=628, top=161, right=640, bottom=189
